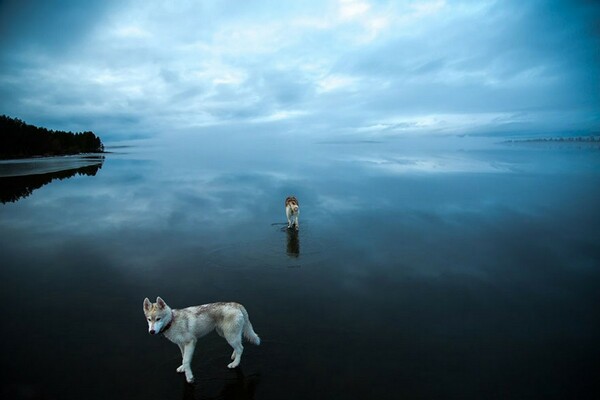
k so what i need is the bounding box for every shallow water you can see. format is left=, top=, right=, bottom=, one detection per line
left=1, top=134, right=599, bottom=399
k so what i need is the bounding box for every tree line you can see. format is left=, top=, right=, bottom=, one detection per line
left=0, top=115, right=104, bottom=159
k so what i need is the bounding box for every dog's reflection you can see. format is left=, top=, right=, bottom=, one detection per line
left=182, top=368, right=258, bottom=400
left=286, top=228, right=300, bottom=258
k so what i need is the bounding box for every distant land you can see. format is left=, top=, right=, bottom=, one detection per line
left=0, top=115, right=104, bottom=159
left=503, top=136, right=600, bottom=144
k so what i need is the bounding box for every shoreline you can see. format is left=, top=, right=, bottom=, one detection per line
left=0, top=151, right=106, bottom=162
left=0, top=153, right=105, bottom=178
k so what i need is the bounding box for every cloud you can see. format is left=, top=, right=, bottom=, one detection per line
left=0, top=0, right=598, bottom=139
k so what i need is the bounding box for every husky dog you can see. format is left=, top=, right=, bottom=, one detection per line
left=285, top=196, right=299, bottom=229
left=143, top=297, right=260, bottom=384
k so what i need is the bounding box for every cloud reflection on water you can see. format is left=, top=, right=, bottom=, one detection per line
left=0, top=136, right=599, bottom=399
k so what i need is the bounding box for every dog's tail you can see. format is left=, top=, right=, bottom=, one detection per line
left=240, top=306, right=261, bottom=345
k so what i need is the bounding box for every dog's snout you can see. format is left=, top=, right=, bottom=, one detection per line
left=149, top=329, right=156, bottom=335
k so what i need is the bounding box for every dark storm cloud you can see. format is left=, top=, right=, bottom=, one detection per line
left=330, top=0, right=599, bottom=122
left=0, top=0, right=117, bottom=51
left=0, top=0, right=598, bottom=138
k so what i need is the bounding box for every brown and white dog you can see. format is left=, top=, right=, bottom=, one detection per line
left=143, top=297, right=260, bottom=384
left=285, top=196, right=299, bottom=229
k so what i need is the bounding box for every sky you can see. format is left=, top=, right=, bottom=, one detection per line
left=0, top=0, right=599, bottom=140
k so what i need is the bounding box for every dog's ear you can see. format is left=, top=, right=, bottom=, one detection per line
left=143, top=298, right=152, bottom=312
left=156, top=297, right=166, bottom=309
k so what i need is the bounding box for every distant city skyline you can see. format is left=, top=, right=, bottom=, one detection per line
left=1, top=0, right=599, bottom=139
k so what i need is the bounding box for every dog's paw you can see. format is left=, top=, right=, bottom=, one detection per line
left=227, top=361, right=240, bottom=369
left=186, top=375, right=195, bottom=384
left=176, top=365, right=185, bottom=373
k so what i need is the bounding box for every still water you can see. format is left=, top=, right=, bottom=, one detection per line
left=1, top=133, right=599, bottom=399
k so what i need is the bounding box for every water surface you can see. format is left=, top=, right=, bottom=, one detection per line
left=1, top=134, right=599, bottom=399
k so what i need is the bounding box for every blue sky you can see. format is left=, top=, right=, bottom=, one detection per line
left=1, top=0, right=599, bottom=139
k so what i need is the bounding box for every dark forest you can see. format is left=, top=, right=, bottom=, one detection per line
left=0, top=115, right=104, bottom=159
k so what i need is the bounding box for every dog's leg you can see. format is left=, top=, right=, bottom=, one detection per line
left=176, top=343, right=185, bottom=373
left=182, top=340, right=197, bottom=383
left=294, top=215, right=299, bottom=229
left=224, top=331, right=244, bottom=369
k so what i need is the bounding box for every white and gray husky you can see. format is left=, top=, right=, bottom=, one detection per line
left=143, top=297, right=260, bottom=383
left=285, top=196, right=299, bottom=229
